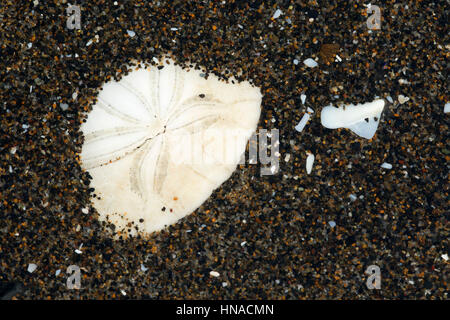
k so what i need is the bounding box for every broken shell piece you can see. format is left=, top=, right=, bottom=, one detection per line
left=303, top=58, right=318, bottom=68
left=381, top=162, right=393, bottom=169
left=398, top=95, right=410, bottom=104
left=27, top=263, right=37, bottom=273
left=300, top=94, right=307, bottom=104
left=294, top=113, right=310, bottom=132
left=210, top=271, right=220, bottom=277
left=306, top=152, right=314, bottom=174
left=320, top=99, right=385, bottom=139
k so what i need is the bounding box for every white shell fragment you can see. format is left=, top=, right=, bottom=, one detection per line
left=80, top=59, right=262, bottom=236
left=398, top=95, right=409, bottom=104
left=210, top=271, right=220, bottom=277
left=295, top=106, right=314, bottom=132
left=300, top=94, right=307, bottom=104
left=320, top=99, right=385, bottom=139
left=294, top=113, right=310, bottom=132
left=27, top=263, right=37, bottom=273
left=303, top=58, right=318, bottom=68
left=444, top=102, right=450, bottom=114
left=381, top=162, right=393, bottom=169
left=272, top=9, right=283, bottom=19
left=306, top=152, right=314, bottom=174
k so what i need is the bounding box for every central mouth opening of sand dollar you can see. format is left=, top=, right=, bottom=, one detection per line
left=80, top=59, right=262, bottom=237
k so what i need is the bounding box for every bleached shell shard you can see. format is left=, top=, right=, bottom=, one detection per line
left=306, top=152, right=314, bottom=174
left=320, top=99, right=385, bottom=139
left=80, top=60, right=262, bottom=236
left=444, top=102, right=450, bottom=114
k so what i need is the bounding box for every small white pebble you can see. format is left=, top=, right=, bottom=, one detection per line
left=303, top=58, right=318, bottom=68
left=127, top=30, right=136, bottom=37
left=444, top=102, right=450, bottom=114
left=272, top=9, right=283, bottom=19
left=10, top=147, right=17, bottom=154
left=335, top=55, right=342, bottom=62
left=329, top=221, right=336, bottom=228
left=210, top=271, right=220, bottom=277
left=170, top=27, right=178, bottom=31
left=81, top=207, right=89, bottom=214
left=442, top=254, right=449, bottom=261
left=86, top=40, right=93, bottom=46
left=240, top=241, right=246, bottom=247
left=75, top=249, right=82, bottom=254
left=306, top=152, right=315, bottom=174
left=293, top=59, right=299, bottom=65
left=222, top=282, right=228, bottom=287
left=307, top=107, right=314, bottom=113
left=294, top=113, right=310, bottom=132
left=72, top=92, right=78, bottom=100
left=27, top=42, right=33, bottom=49
left=381, top=162, right=393, bottom=169
left=284, top=154, right=291, bottom=162
left=386, top=96, right=393, bottom=103
left=301, top=94, right=307, bottom=104
left=398, top=95, right=409, bottom=104
left=349, top=194, right=357, bottom=202
left=121, top=290, right=127, bottom=296
left=60, top=103, right=69, bottom=111
left=55, top=269, right=61, bottom=276
left=141, top=264, right=148, bottom=272
left=27, top=263, right=37, bottom=273
left=114, top=1, right=118, bottom=5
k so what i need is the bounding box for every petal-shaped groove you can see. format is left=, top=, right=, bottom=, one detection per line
left=118, top=79, right=159, bottom=120
left=82, top=126, right=150, bottom=169
left=148, top=68, right=161, bottom=116
left=129, top=136, right=162, bottom=200
left=169, top=114, right=222, bottom=134
left=159, top=64, right=185, bottom=120
left=165, top=95, right=223, bottom=123
left=96, top=96, right=145, bottom=125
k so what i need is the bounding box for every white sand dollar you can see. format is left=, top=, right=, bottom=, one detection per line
left=80, top=59, right=262, bottom=237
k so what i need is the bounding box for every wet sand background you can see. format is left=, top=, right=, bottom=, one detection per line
left=0, top=1, right=448, bottom=299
